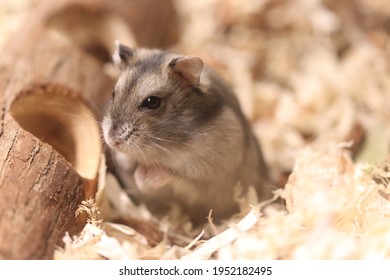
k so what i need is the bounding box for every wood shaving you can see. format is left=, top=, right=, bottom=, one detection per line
left=2, top=0, right=390, bottom=259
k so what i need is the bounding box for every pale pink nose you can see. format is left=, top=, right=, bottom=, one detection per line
left=107, top=137, right=121, bottom=147
left=107, top=125, right=133, bottom=147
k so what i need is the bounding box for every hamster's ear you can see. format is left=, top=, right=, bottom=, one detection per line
left=169, top=56, right=204, bottom=86
left=113, top=40, right=134, bottom=69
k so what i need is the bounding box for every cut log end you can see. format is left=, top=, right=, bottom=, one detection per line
left=0, top=84, right=103, bottom=259
left=10, top=84, right=102, bottom=186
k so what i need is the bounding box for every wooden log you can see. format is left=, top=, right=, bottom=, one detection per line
left=36, top=0, right=180, bottom=62
left=0, top=25, right=113, bottom=259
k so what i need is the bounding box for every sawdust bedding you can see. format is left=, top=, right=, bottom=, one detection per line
left=55, top=0, right=390, bottom=260
left=3, top=0, right=390, bottom=259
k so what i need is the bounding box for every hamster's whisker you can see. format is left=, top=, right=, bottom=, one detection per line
left=132, top=141, right=148, bottom=163
left=147, top=144, right=172, bottom=165
left=148, top=136, right=175, bottom=144
left=100, top=132, right=107, bottom=144
left=150, top=141, right=170, bottom=154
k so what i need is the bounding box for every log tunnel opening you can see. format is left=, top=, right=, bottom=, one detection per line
left=45, top=4, right=136, bottom=64
left=9, top=86, right=102, bottom=180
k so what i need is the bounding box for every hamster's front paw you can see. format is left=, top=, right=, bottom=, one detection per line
left=134, top=164, right=171, bottom=192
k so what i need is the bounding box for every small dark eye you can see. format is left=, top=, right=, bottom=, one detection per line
left=141, top=96, right=160, bottom=109
left=111, top=90, right=116, bottom=99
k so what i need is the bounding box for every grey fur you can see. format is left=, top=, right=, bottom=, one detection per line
left=102, top=45, right=271, bottom=224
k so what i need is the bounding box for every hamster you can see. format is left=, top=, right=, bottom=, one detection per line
left=102, top=42, right=272, bottom=225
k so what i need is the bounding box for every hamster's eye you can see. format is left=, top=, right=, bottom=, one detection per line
left=111, top=90, right=116, bottom=99
left=141, top=96, right=160, bottom=109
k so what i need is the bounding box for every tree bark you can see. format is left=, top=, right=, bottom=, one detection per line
left=0, top=18, right=113, bottom=260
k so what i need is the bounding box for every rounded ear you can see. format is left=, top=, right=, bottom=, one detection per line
left=169, top=56, right=204, bottom=86
left=112, top=40, right=134, bottom=70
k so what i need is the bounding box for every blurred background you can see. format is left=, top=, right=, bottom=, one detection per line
left=1, top=0, right=390, bottom=184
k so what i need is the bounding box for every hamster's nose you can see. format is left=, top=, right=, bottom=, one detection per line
left=108, top=138, right=121, bottom=147
left=107, top=127, right=122, bottom=147
left=107, top=124, right=133, bottom=148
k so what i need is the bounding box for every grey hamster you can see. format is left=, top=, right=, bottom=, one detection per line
left=102, top=42, right=271, bottom=224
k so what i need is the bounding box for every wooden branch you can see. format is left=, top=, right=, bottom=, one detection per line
left=0, top=26, right=113, bottom=260
left=40, top=0, right=180, bottom=50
